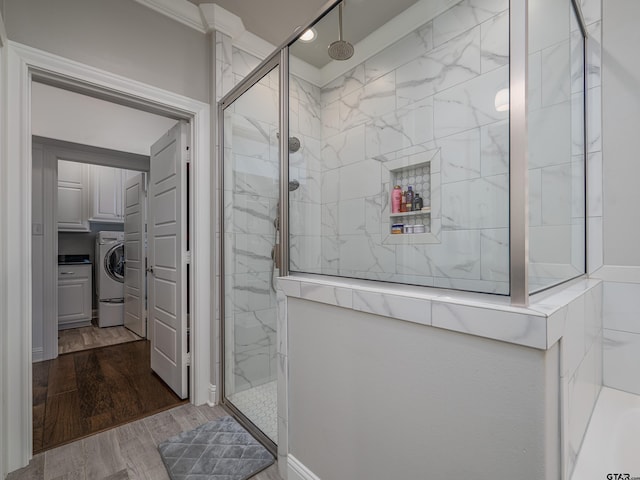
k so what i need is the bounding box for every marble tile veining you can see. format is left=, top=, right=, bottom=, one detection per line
left=279, top=275, right=602, bottom=351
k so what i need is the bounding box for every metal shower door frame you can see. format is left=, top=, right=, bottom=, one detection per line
left=217, top=50, right=283, bottom=455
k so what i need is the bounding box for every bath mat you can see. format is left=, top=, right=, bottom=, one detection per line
left=158, top=416, right=274, bottom=480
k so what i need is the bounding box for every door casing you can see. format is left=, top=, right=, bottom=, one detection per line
left=2, top=41, right=212, bottom=472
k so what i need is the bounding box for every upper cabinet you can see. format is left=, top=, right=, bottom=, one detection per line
left=57, top=160, right=90, bottom=232
left=58, top=161, right=138, bottom=230
left=89, top=164, right=123, bottom=223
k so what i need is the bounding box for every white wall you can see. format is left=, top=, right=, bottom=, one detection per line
left=3, top=0, right=210, bottom=103
left=32, top=83, right=177, bottom=156
left=599, top=0, right=640, bottom=395
left=602, top=0, right=640, bottom=267
left=0, top=7, right=8, bottom=480
left=287, top=298, right=560, bottom=480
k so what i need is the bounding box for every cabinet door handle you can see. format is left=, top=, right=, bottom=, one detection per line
left=60, top=271, right=75, bottom=275
left=146, top=267, right=154, bottom=275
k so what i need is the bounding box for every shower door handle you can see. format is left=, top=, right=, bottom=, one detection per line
left=271, top=244, right=281, bottom=269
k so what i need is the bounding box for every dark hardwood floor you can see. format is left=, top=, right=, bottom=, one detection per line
left=33, top=340, right=187, bottom=454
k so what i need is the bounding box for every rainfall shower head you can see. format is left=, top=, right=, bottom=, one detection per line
left=328, top=2, right=354, bottom=61
left=289, top=179, right=300, bottom=192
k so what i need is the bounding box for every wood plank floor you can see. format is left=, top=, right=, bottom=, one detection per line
left=9, top=403, right=283, bottom=480
left=58, top=324, right=142, bottom=355
left=33, top=340, right=187, bottom=454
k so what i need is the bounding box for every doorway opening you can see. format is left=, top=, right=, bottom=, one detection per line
left=4, top=43, right=211, bottom=472
left=30, top=82, right=193, bottom=453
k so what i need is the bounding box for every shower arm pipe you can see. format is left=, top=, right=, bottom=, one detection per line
left=278, top=46, right=290, bottom=279
left=509, top=0, right=529, bottom=306
left=338, top=2, right=344, bottom=41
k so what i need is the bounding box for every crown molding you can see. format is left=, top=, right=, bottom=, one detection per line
left=199, top=3, right=243, bottom=36
left=133, top=0, right=323, bottom=86
left=200, top=3, right=322, bottom=86
left=200, top=4, right=274, bottom=59
left=133, top=0, right=207, bottom=34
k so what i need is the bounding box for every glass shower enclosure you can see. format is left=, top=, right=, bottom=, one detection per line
left=218, top=0, right=588, bottom=450
left=219, top=60, right=281, bottom=450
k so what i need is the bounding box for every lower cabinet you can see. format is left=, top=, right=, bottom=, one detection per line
left=58, top=264, right=93, bottom=330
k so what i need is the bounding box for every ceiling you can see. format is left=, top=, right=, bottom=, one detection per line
left=187, top=0, right=327, bottom=46
left=188, top=0, right=422, bottom=68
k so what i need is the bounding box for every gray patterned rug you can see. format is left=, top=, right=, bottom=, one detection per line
left=158, top=416, right=274, bottom=480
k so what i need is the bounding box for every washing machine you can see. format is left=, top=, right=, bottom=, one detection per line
left=95, top=231, right=125, bottom=327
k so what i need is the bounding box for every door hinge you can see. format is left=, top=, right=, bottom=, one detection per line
left=185, top=146, right=191, bottom=163
left=185, top=251, right=191, bottom=264
left=184, top=352, right=192, bottom=366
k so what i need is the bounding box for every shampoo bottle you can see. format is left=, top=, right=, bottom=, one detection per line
left=392, top=186, right=402, bottom=213
left=406, top=186, right=414, bottom=211
left=413, top=193, right=423, bottom=211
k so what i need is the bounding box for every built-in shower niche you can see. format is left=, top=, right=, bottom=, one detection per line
left=382, top=148, right=441, bottom=245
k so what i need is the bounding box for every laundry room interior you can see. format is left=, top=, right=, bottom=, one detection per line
left=30, top=81, right=179, bottom=359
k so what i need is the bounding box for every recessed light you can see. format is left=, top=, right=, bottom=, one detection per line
left=298, top=28, right=317, bottom=43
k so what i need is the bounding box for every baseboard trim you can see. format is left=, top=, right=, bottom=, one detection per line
left=207, top=383, right=217, bottom=407
left=288, top=455, right=322, bottom=480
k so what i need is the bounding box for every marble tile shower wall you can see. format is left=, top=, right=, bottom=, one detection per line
left=315, top=0, right=511, bottom=294
left=603, top=282, right=640, bottom=396
left=550, top=282, right=603, bottom=479
left=218, top=32, right=279, bottom=393
left=288, top=76, right=323, bottom=274
left=548, top=3, right=603, bottom=476
left=217, top=32, right=323, bottom=393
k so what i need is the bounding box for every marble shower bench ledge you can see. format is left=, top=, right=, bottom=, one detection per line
left=277, top=274, right=602, bottom=351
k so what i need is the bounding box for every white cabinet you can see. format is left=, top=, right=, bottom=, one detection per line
left=57, top=160, right=89, bottom=232
left=58, top=264, right=92, bottom=330
left=58, top=161, right=138, bottom=228
left=90, top=164, right=123, bottom=223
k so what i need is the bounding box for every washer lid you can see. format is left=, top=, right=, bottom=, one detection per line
left=104, top=243, right=125, bottom=283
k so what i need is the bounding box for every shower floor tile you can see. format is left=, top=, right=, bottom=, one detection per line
left=229, top=380, right=277, bottom=443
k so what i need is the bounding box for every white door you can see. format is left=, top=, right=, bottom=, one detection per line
left=148, top=121, right=189, bottom=399
left=123, top=173, right=147, bottom=338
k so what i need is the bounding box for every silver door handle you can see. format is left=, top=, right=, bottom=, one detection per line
left=146, top=267, right=154, bottom=274
left=60, top=271, right=75, bottom=275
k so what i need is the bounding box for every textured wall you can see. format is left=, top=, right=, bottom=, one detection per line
left=4, top=0, right=210, bottom=103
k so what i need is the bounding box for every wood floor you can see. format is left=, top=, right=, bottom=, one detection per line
left=9, top=403, right=283, bottom=480
left=33, top=340, right=187, bottom=454
left=58, top=324, right=142, bottom=355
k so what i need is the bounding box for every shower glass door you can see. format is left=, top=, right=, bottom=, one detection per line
left=221, top=63, right=280, bottom=446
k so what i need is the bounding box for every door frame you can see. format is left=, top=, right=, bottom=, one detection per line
left=217, top=48, right=283, bottom=454
left=3, top=41, right=211, bottom=471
